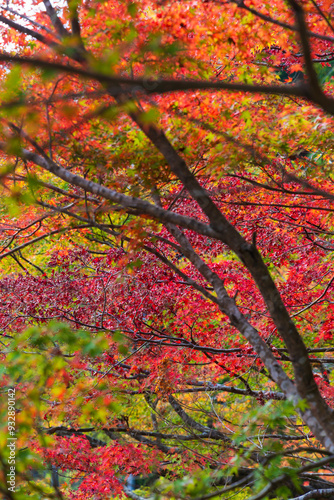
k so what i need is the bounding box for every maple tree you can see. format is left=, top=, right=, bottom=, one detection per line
left=0, top=0, right=334, bottom=498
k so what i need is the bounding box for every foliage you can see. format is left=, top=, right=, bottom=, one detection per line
left=0, top=1, right=334, bottom=499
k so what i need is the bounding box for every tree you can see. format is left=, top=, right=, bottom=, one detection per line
left=0, top=0, right=334, bottom=498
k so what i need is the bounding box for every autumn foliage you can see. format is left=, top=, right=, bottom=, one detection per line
left=1, top=0, right=334, bottom=499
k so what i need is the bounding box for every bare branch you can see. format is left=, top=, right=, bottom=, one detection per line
left=42, top=0, right=70, bottom=38
left=0, top=52, right=310, bottom=100
left=287, top=0, right=327, bottom=105
left=0, top=224, right=90, bottom=260
left=290, top=488, right=334, bottom=500
left=0, top=15, right=58, bottom=48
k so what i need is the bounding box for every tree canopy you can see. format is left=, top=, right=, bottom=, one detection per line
left=1, top=0, right=334, bottom=499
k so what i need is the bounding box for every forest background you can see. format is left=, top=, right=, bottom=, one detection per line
left=1, top=0, right=334, bottom=499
